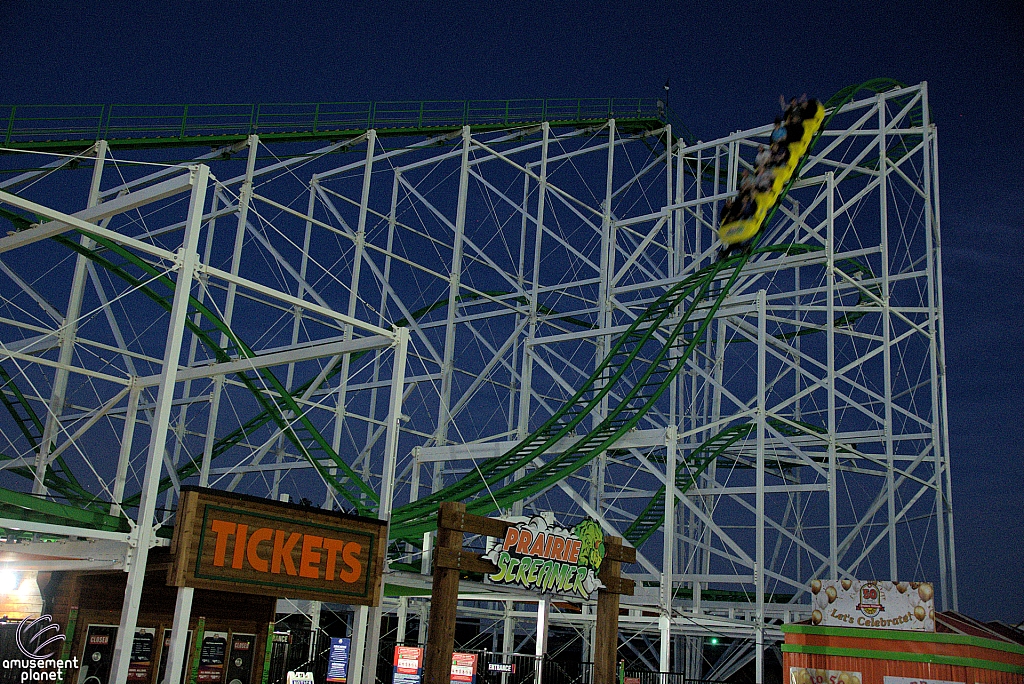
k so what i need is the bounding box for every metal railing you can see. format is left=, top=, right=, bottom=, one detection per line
left=622, top=673, right=731, bottom=684
left=0, top=98, right=669, bottom=148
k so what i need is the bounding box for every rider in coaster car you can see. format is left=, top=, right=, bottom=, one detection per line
left=770, top=117, right=787, bottom=145
left=767, top=142, right=790, bottom=167
left=738, top=191, right=757, bottom=219
left=754, top=166, right=775, bottom=193
left=755, top=144, right=771, bottom=169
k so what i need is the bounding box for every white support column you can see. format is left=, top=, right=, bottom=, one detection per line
left=502, top=600, right=515, bottom=653
left=417, top=600, right=429, bottom=646
left=396, top=597, right=409, bottom=644
left=920, top=87, right=954, bottom=611
left=361, top=326, right=409, bottom=677
left=110, top=386, right=141, bottom=517
left=194, top=190, right=221, bottom=488
left=535, top=598, right=549, bottom=684
left=661, top=126, right=677, bottom=679
left=435, top=126, right=472, bottom=448
left=659, top=425, right=676, bottom=674
left=592, top=119, right=616, bottom=514
left=878, top=101, right=898, bottom=581
left=109, top=164, right=210, bottom=684
left=755, top=289, right=767, bottom=684
left=163, top=586, right=195, bottom=684
left=203, top=135, right=259, bottom=493
left=332, top=130, right=377, bottom=503
left=513, top=123, right=549, bottom=523
left=934, top=135, right=958, bottom=611
left=33, top=141, right=107, bottom=494
left=309, top=601, right=322, bottom=662
left=826, top=172, right=838, bottom=580
left=348, top=605, right=370, bottom=684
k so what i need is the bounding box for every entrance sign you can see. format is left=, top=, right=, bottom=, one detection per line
left=482, top=515, right=605, bottom=599
left=169, top=487, right=387, bottom=605
left=810, top=579, right=935, bottom=632
left=393, top=646, right=424, bottom=684
left=423, top=503, right=635, bottom=684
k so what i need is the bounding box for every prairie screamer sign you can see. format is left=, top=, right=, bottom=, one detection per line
left=482, top=514, right=606, bottom=599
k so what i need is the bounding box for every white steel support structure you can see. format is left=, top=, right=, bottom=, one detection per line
left=0, top=139, right=408, bottom=683
left=0, top=83, right=951, bottom=677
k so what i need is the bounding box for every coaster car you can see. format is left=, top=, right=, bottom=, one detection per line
left=718, top=100, right=824, bottom=256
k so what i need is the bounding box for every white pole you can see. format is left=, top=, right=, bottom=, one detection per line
left=535, top=598, right=549, bottom=684
left=362, top=326, right=410, bottom=675
left=33, top=141, right=107, bottom=494
left=109, top=164, right=209, bottom=684
left=755, top=289, right=766, bottom=684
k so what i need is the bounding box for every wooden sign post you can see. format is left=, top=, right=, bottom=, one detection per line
left=423, top=502, right=635, bottom=684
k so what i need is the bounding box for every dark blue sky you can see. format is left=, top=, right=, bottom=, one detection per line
left=2, top=1, right=1022, bottom=622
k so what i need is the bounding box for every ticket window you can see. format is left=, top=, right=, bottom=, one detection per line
left=224, top=633, right=257, bottom=684
left=156, top=628, right=193, bottom=684
left=78, top=625, right=118, bottom=684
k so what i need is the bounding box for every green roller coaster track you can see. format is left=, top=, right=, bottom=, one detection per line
left=0, top=79, right=909, bottom=547
left=387, top=78, right=907, bottom=544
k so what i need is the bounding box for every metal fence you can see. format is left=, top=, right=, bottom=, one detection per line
left=622, top=673, right=732, bottom=684
left=373, top=642, right=594, bottom=684
left=248, top=629, right=730, bottom=684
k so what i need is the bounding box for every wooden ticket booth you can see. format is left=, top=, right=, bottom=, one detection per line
left=40, top=487, right=387, bottom=684
left=45, top=559, right=277, bottom=684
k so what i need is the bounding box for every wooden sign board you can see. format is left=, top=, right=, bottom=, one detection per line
left=169, top=487, right=387, bottom=605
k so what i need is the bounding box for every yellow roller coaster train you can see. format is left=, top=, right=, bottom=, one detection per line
left=718, top=99, right=825, bottom=255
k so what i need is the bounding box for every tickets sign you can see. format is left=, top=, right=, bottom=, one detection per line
left=482, top=515, right=605, bottom=599
left=809, top=579, right=935, bottom=632
left=169, top=487, right=387, bottom=605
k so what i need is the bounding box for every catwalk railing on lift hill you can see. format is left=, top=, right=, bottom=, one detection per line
left=0, top=98, right=687, bottom=151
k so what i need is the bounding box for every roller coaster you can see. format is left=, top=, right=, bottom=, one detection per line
left=0, top=81, right=953, bottom=676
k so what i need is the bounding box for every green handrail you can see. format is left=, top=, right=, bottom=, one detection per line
left=0, top=98, right=668, bottom=152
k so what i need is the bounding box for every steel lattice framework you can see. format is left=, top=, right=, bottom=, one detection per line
left=0, top=83, right=952, bottom=680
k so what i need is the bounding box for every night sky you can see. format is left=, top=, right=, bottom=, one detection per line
left=2, top=1, right=1022, bottom=623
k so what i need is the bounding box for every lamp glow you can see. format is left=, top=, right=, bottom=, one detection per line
left=0, top=570, right=17, bottom=593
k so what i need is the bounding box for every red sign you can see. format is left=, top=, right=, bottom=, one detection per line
left=450, top=652, right=477, bottom=683
left=394, top=646, right=424, bottom=674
